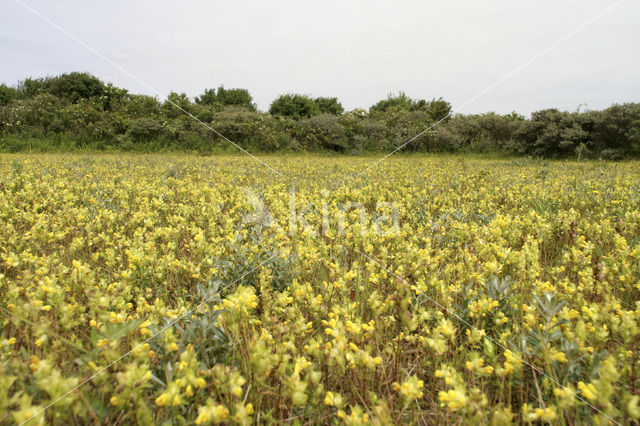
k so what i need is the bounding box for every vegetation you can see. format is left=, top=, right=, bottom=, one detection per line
left=269, top=94, right=321, bottom=119
left=195, top=86, right=256, bottom=111
left=369, top=92, right=452, bottom=123
left=313, top=97, right=344, bottom=115
left=1, top=154, right=639, bottom=424
left=0, top=72, right=639, bottom=158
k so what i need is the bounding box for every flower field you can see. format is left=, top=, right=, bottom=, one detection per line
left=1, top=153, right=640, bottom=425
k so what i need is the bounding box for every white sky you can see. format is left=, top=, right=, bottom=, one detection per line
left=1, top=0, right=639, bottom=115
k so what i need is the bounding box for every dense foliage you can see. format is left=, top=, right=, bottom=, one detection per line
left=269, top=94, right=321, bottom=119
left=313, top=97, right=344, bottom=115
left=195, top=86, right=255, bottom=111
left=0, top=73, right=639, bottom=158
left=1, top=154, right=639, bottom=424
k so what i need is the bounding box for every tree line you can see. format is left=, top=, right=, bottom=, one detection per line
left=0, top=72, right=638, bottom=159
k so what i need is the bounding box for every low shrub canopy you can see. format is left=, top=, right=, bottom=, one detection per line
left=0, top=72, right=638, bottom=158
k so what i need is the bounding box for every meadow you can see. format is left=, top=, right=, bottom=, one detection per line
left=1, top=153, right=639, bottom=425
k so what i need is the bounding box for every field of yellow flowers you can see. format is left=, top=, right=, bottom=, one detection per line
left=1, top=153, right=639, bottom=425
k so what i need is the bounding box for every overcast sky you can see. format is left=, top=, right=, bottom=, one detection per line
left=2, top=0, right=638, bottom=115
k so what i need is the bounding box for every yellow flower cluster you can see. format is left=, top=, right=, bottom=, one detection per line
left=1, top=154, right=639, bottom=424
left=392, top=375, right=424, bottom=402
left=467, top=297, right=500, bottom=318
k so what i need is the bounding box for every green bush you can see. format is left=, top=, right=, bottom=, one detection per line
left=437, top=113, right=523, bottom=152
left=12, top=93, right=62, bottom=134
left=592, top=103, right=640, bottom=156
left=127, top=118, right=164, bottom=143
left=162, top=92, right=192, bottom=119
left=369, top=92, right=415, bottom=113
left=216, top=87, right=255, bottom=110
left=127, top=95, right=161, bottom=118
left=314, top=97, right=344, bottom=115
left=56, top=99, right=103, bottom=136
left=359, top=119, right=394, bottom=151
left=515, top=109, right=594, bottom=157
left=0, top=84, right=18, bottom=106
left=420, top=97, right=452, bottom=122
left=16, top=76, right=50, bottom=98
left=192, top=104, right=217, bottom=123
left=195, top=88, right=218, bottom=106
left=296, top=114, right=349, bottom=151
left=196, top=86, right=255, bottom=111
left=101, top=83, right=130, bottom=112
left=16, top=72, right=106, bottom=103
left=46, top=72, right=106, bottom=103
left=207, top=108, right=285, bottom=151
left=370, top=93, right=452, bottom=123
left=269, top=94, right=319, bottom=119
left=0, top=71, right=639, bottom=158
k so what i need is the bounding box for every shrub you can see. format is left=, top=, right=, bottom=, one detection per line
left=192, top=104, right=216, bottom=123
left=370, top=93, right=452, bottom=135
left=369, top=92, right=415, bottom=113
left=162, top=92, right=193, bottom=119
left=127, top=95, right=161, bottom=118
left=419, top=97, right=453, bottom=122
left=296, top=114, right=349, bottom=151
left=46, top=72, right=106, bottom=103
left=16, top=76, right=50, bottom=98
left=56, top=99, right=103, bottom=136
left=126, top=118, right=164, bottom=143
left=0, top=84, right=18, bottom=106
left=513, top=109, right=594, bottom=157
left=216, top=86, right=255, bottom=110
left=269, top=94, right=320, bottom=119
left=16, top=72, right=107, bottom=103
left=438, top=113, right=522, bottom=152
left=195, top=88, right=219, bottom=106
left=208, top=108, right=285, bottom=151
left=0, top=71, right=639, bottom=158
left=360, top=118, right=394, bottom=151
left=314, top=97, right=344, bottom=115
left=370, top=93, right=451, bottom=119
left=592, top=103, right=640, bottom=156
left=100, top=83, right=130, bottom=112
left=196, top=86, right=255, bottom=111
left=13, top=93, right=62, bottom=134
